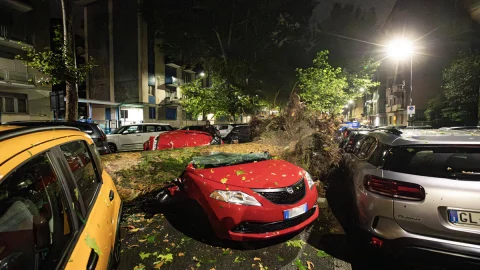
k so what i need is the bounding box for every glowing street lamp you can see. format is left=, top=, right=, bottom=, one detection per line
left=360, top=87, right=365, bottom=92
left=387, top=39, right=413, bottom=60
left=199, top=72, right=206, bottom=77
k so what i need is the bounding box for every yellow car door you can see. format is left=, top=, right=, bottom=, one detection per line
left=55, top=139, right=121, bottom=270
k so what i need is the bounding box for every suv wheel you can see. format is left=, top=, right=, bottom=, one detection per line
left=108, top=143, right=117, bottom=153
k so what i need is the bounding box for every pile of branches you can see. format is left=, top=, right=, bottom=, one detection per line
left=250, top=94, right=342, bottom=179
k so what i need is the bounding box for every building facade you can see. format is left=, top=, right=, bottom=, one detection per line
left=0, top=0, right=53, bottom=123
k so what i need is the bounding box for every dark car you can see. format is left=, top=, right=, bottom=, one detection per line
left=223, top=125, right=252, bottom=144
left=5, top=121, right=110, bottom=154
left=339, top=128, right=371, bottom=149
left=180, top=125, right=221, bottom=137
left=343, top=132, right=367, bottom=153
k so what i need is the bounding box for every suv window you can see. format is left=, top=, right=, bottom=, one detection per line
left=145, top=125, right=156, bottom=132
left=356, top=136, right=376, bottom=159
left=76, top=125, right=94, bottom=135
left=0, top=152, right=73, bottom=269
left=384, top=146, right=480, bottom=181
left=368, top=142, right=390, bottom=167
left=60, top=141, right=100, bottom=210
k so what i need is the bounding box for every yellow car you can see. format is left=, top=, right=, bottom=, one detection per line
left=0, top=125, right=122, bottom=269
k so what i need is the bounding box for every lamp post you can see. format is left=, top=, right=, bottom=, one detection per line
left=387, top=39, right=414, bottom=126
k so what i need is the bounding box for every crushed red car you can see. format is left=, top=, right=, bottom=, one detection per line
left=144, top=129, right=222, bottom=150
left=160, top=152, right=319, bottom=241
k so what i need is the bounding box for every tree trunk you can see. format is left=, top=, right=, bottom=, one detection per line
left=61, top=0, right=78, bottom=121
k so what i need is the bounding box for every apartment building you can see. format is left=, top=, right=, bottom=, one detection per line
left=0, top=0, right=52, bottom=122
left=77, top=0, right=210, bottom=130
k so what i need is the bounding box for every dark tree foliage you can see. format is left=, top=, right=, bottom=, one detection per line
left=140, top=0, right=317, bottom=106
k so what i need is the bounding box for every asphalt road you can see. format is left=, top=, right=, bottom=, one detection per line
left=118, top=195, right=350, bottom=270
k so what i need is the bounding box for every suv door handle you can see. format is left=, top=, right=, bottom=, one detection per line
left=109, top=190, right=115, bottom=201
left=87, top=249, right=99, bottom=270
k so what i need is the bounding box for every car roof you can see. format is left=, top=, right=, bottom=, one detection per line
left=0, top=125, right=87, bottom=165
left=369, top=129, right=480, bottom=146
left=122, top=123, right=171, bottom=126
left=6, top=120, right=97, bottom=126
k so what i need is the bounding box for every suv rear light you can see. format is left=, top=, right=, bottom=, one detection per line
left=363, top=175, right=425, bottom=201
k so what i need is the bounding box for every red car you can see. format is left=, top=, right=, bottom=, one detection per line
left=144, top=129, right=222, bottom=150
left=177, top=152, right=319, bottom=241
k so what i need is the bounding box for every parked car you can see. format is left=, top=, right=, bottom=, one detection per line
left=6, top=120, right=110, bottom=155
left=144, top=129, right=222, bottom=150
left=215, top=124, right=235, bottom=138
left=223, top=125, right=252, bottom=144
left=181, top=125, right=221, bottom=137
left=158, top=152, right=319, bottom=240
left=342, top=131, right=368, bottom=153
left=107, top=123, right=173, bottom=153
left=343, top=128, right=480, bottom=265
left=0, top=125, right=122, bottom=269
left=439, top=126, right=480, bottom=131
left=339, top=128, right=371, bottom=149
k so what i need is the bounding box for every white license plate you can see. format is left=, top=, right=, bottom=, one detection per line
left=448, top=209, right=480, bottom=227
left=284, top=203, right=308, bottom=220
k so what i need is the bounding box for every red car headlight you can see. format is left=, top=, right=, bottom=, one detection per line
left=210, top=190, right=262, bottom=206
left=305, top=171, right=315, bottom=189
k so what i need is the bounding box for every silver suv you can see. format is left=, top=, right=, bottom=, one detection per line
left=344, top=128, right=480, bottom=265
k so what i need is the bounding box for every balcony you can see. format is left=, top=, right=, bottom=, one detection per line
left=165, top=76, right=184, bottom=87
left=386, top=105, right=391, bottom=113
left=387, top=84, right=406, bottom=96
left=392, top=104, right=404, bottom=111
left=0, top=58, right=37, bottom=88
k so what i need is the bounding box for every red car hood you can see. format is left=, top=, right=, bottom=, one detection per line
left=193, top=159, right=305, bottom=189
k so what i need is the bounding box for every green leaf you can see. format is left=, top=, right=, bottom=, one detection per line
left=276, top=255, right=284, bottom=262
left=234, top=256, right=245, bottom=263
left=286, top=239, right=306, bottom=248
left=147, top=235, right=156, bottom=243
left=294, top=259, right=307, bottom=270
left=235, top=170, right=246, bottom=175
left=85, top=235, right=102, bottom=255
left=133, top=263, right=146, bottom=270
left=316, top=249, right=329, bottom=258
left=157, top=253, right=173, bottom=264
left=139, top=252, right=151, bottom=260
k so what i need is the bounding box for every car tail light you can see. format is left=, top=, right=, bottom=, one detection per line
left=143, top=140, right=150, bottom=151
left=363, top=175, right=425, bottom=201
left=99, top=135, right=107, bottom=142
left=371, top=237, right=383, bottom=248
left=343, top=131, right=349, bottom=138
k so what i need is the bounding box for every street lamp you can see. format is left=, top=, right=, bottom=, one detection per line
left=360, top=87, right=365, bottom=92
left=387, top=38, right=414, bottom=106
left=199, top=72, right=205, bottom=77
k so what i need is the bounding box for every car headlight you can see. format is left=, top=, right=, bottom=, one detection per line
left=305, top=171, right=315, bottom=189
left=210, top=190, right=262, bottom=206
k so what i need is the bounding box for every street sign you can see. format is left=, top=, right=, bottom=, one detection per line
left=407, top=105, right=415, bottom=115
left=351, top=121, right=360, bottom=128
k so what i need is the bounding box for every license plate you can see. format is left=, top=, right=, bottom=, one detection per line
left=448, top=209, right=480, bottom=227
left=284, top=203, right=308, bottom=220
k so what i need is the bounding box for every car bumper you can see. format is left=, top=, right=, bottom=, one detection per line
left=228, top=206, right=319, bottom=240
left=355, top=226, right=480, bottom=267
left=351, top=184, right=480, bottom=266
left=97, top=145, right=110, bottom=155
left=193, top=180, right=319, bottom=241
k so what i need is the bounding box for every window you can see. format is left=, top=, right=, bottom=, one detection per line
left=145, top=125, right=156, bottom=132
left=148, top=85, right=155, bottom=96
left=4, top=97, right=14, bottom=112
left=122, top=125, right=141, bottom=134
left=17, top=98, right=26, bottom=113
left=1, top=93, right=27, bottom=113
left=182, top=71, right=191, bottom=84
left=368, top=142, right=390, bottom=167
left=389, top=116, right=392, bottom=125
left=149, top=107, right=156, bottom=119
left=400, top=115, right=404, bottom=125
left=120, top=110, right=128, bottom=119
left=157, top=125, right=172, bottom=131
left=383, top=146, right=480, bottom=181
left=0, top=153, right=73, bottom=269
left=60, top=141, right=99, bottom=210
left=356, top=136, right=376, bottom=159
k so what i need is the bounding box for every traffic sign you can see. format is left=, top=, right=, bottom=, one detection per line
left=407, top=105, right=415, bottom=115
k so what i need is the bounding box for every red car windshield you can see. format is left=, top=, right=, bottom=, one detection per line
left=192, top=152, right=272, bottom=169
